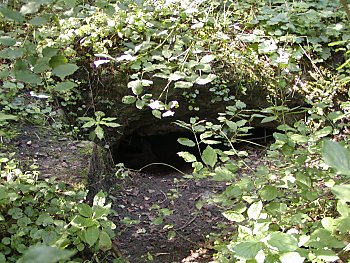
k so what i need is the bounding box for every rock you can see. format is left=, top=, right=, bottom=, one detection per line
left=7, top=126, right=113, bottom=200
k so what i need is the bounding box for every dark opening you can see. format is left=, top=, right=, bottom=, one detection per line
left=113, top=132, right=198, bottom=172
left=113, top=127, right=275, bottom=172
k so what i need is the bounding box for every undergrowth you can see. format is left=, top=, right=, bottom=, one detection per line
left=0, top=0, right=350, bottom=262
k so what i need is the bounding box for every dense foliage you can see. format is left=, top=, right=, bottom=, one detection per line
left=0, top=0, right=350, bottom=262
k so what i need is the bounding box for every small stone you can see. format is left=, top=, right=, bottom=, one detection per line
left=26, top=140, right=32, bottom=146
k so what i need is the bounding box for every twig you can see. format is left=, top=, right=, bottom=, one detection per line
left=174, top=213, right=199, bottom=231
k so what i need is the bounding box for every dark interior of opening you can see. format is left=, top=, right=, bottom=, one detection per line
left=113, top=127, right=275, bottom=172
left=113, top=132, right=198, bottom=172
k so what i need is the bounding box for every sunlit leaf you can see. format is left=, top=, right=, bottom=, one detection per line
left=177, top=138, right=195, bottom=147
left=0, top=113, right=17, bottom=122
left=174, top=81, right=193, bottom=89
left=200, top=54, right=216, bottom=64
left=322, top=140, right=350, bottom=176
left=201, top=146, right=217, bottom=167
left=231, top=241, right=263, bottom=259
left=195, top=74, right=216, bottom=85
left=122, top=96, right=137, bottom=104
left=222, top=211, right=245, bottom=222
left=267, top=232, right=298, bottom=252
left=20, top=2, right=41, bottom=14
left=177, top=151, right=196, bottom=162
left=332, top=185, right=350, bottom=202
left=279, top=252, right=305, bottom=263
left=290, top=134, right=308, bottom=144
left=247, top=201, right=262, bottom=220
left=128, top=80, right=143, bottom=95
left=169, top=71, right=186, bottom=81
left=93, top=125, right=104, bottom=139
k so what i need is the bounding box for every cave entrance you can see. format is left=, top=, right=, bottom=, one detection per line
left=113, top=132, right=198, bottom=172
left=112, top=127, right=275, bottom=172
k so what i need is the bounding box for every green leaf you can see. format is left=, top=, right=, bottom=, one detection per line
left=0, top=113, right=17, bottom=122
left=17, top=245, right=75, bottom=263
left=290, top=134, right=308, bottom=144
left=43, top=47, right=58, bottom=58
left=336, top=201, right=350, bottom=217
left=168, top=71, right=186, bottom=81
left=261, top=116, right=278, bottom=123
left=231, top=241, right=263, bottom=259
left=94, top=125, right=104, bottom=140
left=0, top=47, right=25, bottom=59
left=279, top=252, right=305, bottom=263
left=55, top=81, right=77, bottom=91
left=195, top=74, right=216, bottom=85
left=49, top=55, right=68, bottom=68
left=103, top=122, right=121, bottom=128
left=0, top=8, right=25, bottom=23
left=0, top=36, right=16, bottom=46
left=84, top=226, right=100, bottom=247
left=92, top=206, right=110, bottom=219
left=28, top=16, right=48, bottom=26
left=98, top=231, right=112, bottom=251
left=313, top=249, right=339, bottom=262
left=177, top=138, right=195, bottom=147
left=332, top=185, right=350, bottom=202
left=82, top=120, right=95, bottom=128
left=135, top=99, right=145, bottom=109
left=259, top=185, right=278, bottom=201
left=267, top=232, right=298, bottom=252
left=33, top=57, right=50, bottom=73
left=20, top=2, right=41, bottom=14
left=93, top=191, right=106, bottom=206
left=314, top=126, right=332, bottom=139
left=52, top=63, right=79, bottom=80
left=247, top=201, right=263, bottom=220
left=152, top=110, right=162, bottom=119
left=200, top=54, right=216, bottom=64
left=174, top=81, right=193, bottom=89
left=322, top=140, right=350, bottom=176
left=201, top=146, right=217, bottom=167
left=177, top=151, right=197, bottom=162
left=321, top=217, right=337, bottom=232
left=128, top=80, right=143, bottom=95
left=15, top=70, right=41, bottom=84
left=122, top=96, right=137, bottom=104
left=222, top=211, right=245, bottom=222
left=77, top=203, right=93, bottom=218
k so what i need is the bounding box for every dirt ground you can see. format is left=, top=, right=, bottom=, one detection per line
left=5, top=125, right=268, bottom=263
left=111, top=168, right=228, bottom=263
